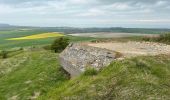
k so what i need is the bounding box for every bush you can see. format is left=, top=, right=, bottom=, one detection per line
left=159, top=33, right=170, bottom=42
left=142, top=36, right=151, bottom=41
left=1, top=51, right=8, bottom=59
left=142, top=33, right=170, bottom=44
left=51, top=37, right=70, bottom=53
left=19, top=47, right=23, bottom=51
left=43, top=45, right=52, bottom=50
left=83, top=68, right=98, bottom=76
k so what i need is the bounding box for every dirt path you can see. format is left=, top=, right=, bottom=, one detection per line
left=88, top=41, right=170, bottom=58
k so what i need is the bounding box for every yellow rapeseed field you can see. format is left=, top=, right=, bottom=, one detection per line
left=7, top=32, right=65, bottom=40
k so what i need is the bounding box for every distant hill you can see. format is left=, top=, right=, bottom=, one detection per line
left=0, top=23, right=17, bottom=30
left=0, top=23, right=11, bottom=27
left=0, top=23, right=170, bottom=34
left=0, top=24, right=33, bottom=31
left=37, top=27, right=170, bottom=34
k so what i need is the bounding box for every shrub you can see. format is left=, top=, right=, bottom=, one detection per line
left=159, top=33, right=170, bottom=42
left=19, top=47, right=23, bottom=51
left=142, top=36, right=151, bottom=41
left=142, top=33, right=170, bottom=44
left=51, top=37, right=70, bottom=53
left=83, top=68, right=98, bottom=76
left=1, top=50, right=8, bottom=59
left=43, top=45, right=51, bottom=50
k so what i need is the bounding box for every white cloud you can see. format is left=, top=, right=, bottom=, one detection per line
left=0, top=0, right=170, bottom=28
left=108, top=3, right=132, bottom=10
left=76, top=8, right=105, bottom=17
left=156, top=1, right=167, bottom=6
left=68, top=0, right=88, bottom=4
left=135, top=19, right=170, bottom=23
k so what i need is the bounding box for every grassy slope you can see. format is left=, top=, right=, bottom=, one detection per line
left=1, top=29, right=170, bottom=100
left=0, top=50, right=69, bottom=100
left=0, top=48, right=170, bottom=100
left=39, top=55, right=170, bottom=100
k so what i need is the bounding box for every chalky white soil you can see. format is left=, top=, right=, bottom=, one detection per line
left=88, top=42, right=170, bottom=57
left=69, top=32, right=159, bottom=38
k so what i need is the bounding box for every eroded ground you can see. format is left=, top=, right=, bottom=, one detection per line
left=69, top=32, right=159, bottom=38
left=88, top=41, right=170, bottom=57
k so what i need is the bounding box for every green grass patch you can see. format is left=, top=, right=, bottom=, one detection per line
left=0, top=50, right=69, bottom=100
left=83, top=68, right=98, bottom=76
left=39, top=55, right=170, bottom=100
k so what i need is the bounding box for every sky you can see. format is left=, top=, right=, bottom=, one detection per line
left=0, top=0, right=170, bottom=28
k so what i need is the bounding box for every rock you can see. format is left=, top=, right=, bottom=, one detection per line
left=59, top=43, right=117, bottom=77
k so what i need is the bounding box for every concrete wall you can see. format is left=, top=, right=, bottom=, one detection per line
left=59, top=43, right=117, bottom=77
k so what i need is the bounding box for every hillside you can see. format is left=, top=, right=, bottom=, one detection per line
left=39, top=55, right=170, bottom=100
left=0, top=50, right=69, bottom=100
left=1, top=24, right=170, bottom=34
left=0, top=28, right=170, bottom=100
left=0, top=48, right=170, bottom=100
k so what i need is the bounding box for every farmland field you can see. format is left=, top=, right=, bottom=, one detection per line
left=7, top=32, right=65, bottom=40
left=0, top=29, right=95, bottom=49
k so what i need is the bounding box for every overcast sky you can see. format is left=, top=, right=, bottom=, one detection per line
left=0, top=0, right=170, bottom=28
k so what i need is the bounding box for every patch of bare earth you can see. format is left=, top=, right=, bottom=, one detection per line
left=88, top=41, right=170, bottom=58
left=69, top=32, right=159, bottom=38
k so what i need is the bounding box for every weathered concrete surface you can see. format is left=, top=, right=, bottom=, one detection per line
left=59, top=43, right=117, bottom=77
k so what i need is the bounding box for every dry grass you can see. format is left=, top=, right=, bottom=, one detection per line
left=7, top=32, right=65, bottom=40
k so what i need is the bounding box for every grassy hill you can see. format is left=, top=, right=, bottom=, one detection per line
left=0, top=50, right=69, bottom=100
left=0, top=28, right=170, bottom=100
left=39, top=55, right=170, bottom=100
left=0, top=49, right=169, bottom=100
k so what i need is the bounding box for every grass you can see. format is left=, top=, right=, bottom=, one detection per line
left=38, top=55, right=170, bottom=100
left=7, top=32, right=65, bottom=40
left=0, top=50, right=69, bottom=100
left=0, top=29, right=95, bottom=49
left=0, top=48, right=24, bottom=59
left=83, top=68, right=98, bottom=76
left=0, top=41, right=170, bottom=100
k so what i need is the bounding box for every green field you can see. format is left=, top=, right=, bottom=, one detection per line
left=0, top=29, right=95, bottom=49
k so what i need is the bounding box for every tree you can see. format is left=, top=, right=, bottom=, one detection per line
left=51, top=37, right=70, bottom=53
